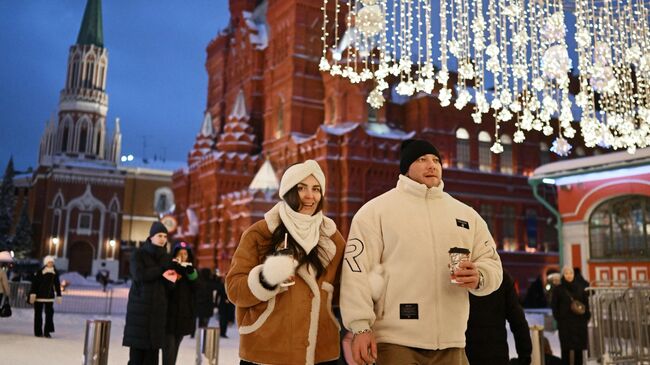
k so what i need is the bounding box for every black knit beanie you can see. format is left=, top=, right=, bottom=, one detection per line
left=149, top=221, right=168, bottom=238
left=399, top=139, right=441, bottom=175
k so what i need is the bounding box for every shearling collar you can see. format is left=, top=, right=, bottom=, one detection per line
left=264, top=203, right=337, bottom=267
left=397, top=174, right=446, bottom=200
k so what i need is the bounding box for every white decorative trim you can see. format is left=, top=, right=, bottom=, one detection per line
left=561, top=180, right=650, bottom=218
left=595, top=267, right=610, bottom=282
left=631, top=267, right=648, bottom=282
left=322, top=281, right=341, bottom=331
left=238, top=296, right=277, bottom=335
left=59, top=100, right=108, bottom=115
left=247, top=264, right=279, bottom=302
left=297, top=266, right=321, bottom=365
left=68, top=184, right=106, bottom=212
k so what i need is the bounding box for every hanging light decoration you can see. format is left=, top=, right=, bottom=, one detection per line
left=573, top=0, right=650, bottom=154
left=320, top=0, right=650, bottom=155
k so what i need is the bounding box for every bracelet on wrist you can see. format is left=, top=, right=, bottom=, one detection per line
left=353, top=329, right=372, bottom=337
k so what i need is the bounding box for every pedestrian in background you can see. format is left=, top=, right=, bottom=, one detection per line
left=163, top=241, right=198, bottom=365
left=0, top=251, right=12, bottom=317
left=194, top=268, right=217, bottom=331
left=215, top=272, right=233, bottom=338
left=551, top=266, right=590, bottom=365
left=29, top=255, right=62, bottom=337
left=123, top=222, right=178, bottom=365
left=466, top=271, right=532, bottom=365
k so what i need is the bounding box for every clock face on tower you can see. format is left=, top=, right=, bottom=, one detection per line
left=160, top=215, right=178, bottom=233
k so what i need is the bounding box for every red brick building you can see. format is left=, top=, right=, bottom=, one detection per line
left=531, top=149, right=650, bottom=286
left=172, top=0, right=596, bottom=292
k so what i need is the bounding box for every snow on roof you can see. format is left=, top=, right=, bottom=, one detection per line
left=365, top=122, right=415, bottom=140
left=119, top=157, right=185, bottom=173
left=200, top=112, right=214, bottom=137
left=229, top=89, right=249, bottom=120
left=243, top=0, right=268, bottom=50
left=321, top=122, right=361, bottom=136
left=290, top=132, right=314, bottom=144
left=249, top=160, right=279, bottom=191
left=531, top=147, right=650, bottom=179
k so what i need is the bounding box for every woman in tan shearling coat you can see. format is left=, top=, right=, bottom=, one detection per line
left=226, top=160, right=346, bottom=365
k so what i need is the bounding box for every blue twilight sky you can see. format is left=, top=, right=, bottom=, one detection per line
left=0, top=1, right=230, bottom=171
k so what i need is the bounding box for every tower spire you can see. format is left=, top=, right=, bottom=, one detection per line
left=77, top=0, right=104, bottom=48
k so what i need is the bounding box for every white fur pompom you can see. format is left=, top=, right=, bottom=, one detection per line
left=262, top=255, right=296, bottom=286
left=368, top=265, right=385, bottom=301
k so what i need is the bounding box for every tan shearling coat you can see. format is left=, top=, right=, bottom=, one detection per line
left=226, top=218, right=346, bottom=365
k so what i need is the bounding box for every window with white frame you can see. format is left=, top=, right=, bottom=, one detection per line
left=478, top=131, right=492, bottom=172
left=456, top=128, right=470, bottom=169
left=500, top=134, right=513, bottom=174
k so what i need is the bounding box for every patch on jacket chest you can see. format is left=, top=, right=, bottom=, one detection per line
left=400, top=303, right=419, bottom=319
left=456, top=219, right=470, bottom=229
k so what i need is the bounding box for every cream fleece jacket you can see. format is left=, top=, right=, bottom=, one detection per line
left=340, top=175, right=502, bottom=350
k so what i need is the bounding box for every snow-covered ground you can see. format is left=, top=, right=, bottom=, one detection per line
left=0, top=308, right=240, bottom=364
left=0, top=288, right=588, bottom=365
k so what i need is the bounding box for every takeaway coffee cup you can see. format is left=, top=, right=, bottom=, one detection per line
left=448, top=247, right=470, bottom=284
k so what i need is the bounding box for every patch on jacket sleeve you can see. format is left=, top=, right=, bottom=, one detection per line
left=344, top=238, right=364, bottom=273
left=399, top=303, right=419, bottom=319
left=456, top=219, right=470, bottom=229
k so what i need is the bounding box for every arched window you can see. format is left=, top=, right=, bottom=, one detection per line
left=589, top=195, right=650, bottom=259
left=540, top=142, right=550, bottom=165
left=455, top=128, right=470, bottom=169
left=62, top=125, right=70, bottom=152
left=500, top=134, right=513, bottom=174
left=79, top=124, right=88, bottom=153
left=154, top=187, right=174, bottom=214
left=478, top=131, right=492, bottom=172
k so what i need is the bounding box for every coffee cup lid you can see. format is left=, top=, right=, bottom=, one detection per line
left=448, top=247, right=470, bottom=254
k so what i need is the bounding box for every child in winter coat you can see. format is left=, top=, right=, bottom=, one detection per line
left=226, top=160, right=346, bottom=365
left=29, top=255, right=62, bottom=337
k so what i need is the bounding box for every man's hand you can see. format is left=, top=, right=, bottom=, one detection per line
left=351, top=331, right=377, bottom=365
left=453, top=260, right=479, bottom=289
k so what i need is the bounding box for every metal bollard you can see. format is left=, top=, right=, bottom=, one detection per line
left=195, top=326, right=220, bottom=365
left=82, top=319, right=111, bottom=365
left=530, top=324, right=546, bottom=365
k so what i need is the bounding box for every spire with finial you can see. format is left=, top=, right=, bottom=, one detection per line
left=216, top=89, right=257, bottom=153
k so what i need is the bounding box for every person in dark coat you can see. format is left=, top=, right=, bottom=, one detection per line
left=215, top=273, right=234, bottom=338
left=551, top=266, right=590, bottom=365
left=162, top=241, right=198, bottom=365
left=123, top=222, right=178, bottom=365
left=29, top=255, right=62, bottom=337
left=523, top=275, right=548, bottom=308
left=194, top=268, right=217, bottom=330
left=466, top=271, right=532, bottom=365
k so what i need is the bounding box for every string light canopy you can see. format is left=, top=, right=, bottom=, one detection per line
left=319, top=0, right=650, bottom=155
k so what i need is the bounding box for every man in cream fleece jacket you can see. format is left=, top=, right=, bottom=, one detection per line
left=340, top=139, right=503, bottom=365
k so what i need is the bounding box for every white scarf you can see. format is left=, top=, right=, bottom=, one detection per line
left=264, top=202, right=337, bottom=265
left=42, top=267, right=55, bottom=275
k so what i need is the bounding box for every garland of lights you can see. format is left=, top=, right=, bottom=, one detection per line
left=320, top=0, right=650, bottom=155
